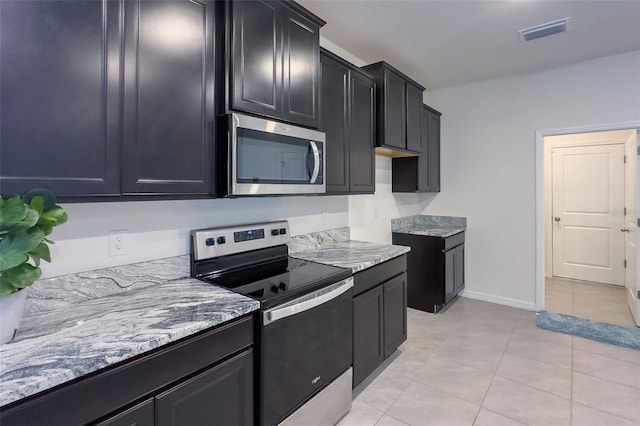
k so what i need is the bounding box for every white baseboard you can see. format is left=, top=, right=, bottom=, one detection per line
left=460, top=289, right=537, bottom=311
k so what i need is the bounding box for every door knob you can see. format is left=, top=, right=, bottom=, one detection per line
left=554, top=217, right=561, bottom=222
left=621, top=228, right=630, bottom=233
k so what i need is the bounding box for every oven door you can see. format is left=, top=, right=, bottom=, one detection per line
left=260, top=277, right=353, bottom=426
left=229, top=113, right=325, bottom=196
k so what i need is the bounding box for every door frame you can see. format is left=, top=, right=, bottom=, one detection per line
left=535, top=120, right=640, bottom=311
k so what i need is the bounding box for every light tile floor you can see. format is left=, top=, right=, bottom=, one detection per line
left=545, top=276, right=636, bottom=328
left=338, top=298, right=640, bottom=426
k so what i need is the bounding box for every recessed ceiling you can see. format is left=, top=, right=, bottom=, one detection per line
left=298, top=0, right=640, bottom=90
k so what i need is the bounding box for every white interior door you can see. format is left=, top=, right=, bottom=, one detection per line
left=624, top=131, right=639, bottom=325
left=552, top=144, right=625, bottom=285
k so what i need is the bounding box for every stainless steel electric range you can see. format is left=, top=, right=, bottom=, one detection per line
left=190, top=221, right=353, bottom=426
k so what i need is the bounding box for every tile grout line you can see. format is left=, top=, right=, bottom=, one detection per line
left=470, top=312, right=520, bottom=425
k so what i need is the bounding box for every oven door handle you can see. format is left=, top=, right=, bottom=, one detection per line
left=263, top=277, right=353, bottom=326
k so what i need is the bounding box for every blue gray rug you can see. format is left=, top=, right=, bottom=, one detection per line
left=537, top=310, right=640, bottom=351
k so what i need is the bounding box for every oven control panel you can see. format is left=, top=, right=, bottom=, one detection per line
left=191, top=220, right=291, bottom=260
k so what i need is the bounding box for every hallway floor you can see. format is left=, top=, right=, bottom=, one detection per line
left=337, top=298, right=640, bottom=426
left=545, top=276, right=636, bottom=328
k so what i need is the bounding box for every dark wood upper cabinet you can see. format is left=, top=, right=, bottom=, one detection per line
left=121, top=0, right=216, bottom=195
left=392, top=104, right=442, bottom=193
left=0, top=0, right=122, bottom=197
left=361, top=61, right=425, bottom=156
left=405, top=83, right=424, bottom=152
left=320, top=49, right=375, bottom=195
left=321, top=51, right=349, bottom=193
left=228, top=0, right=324, bottom=128
left=348, top=70, right=376, bottom=193
left=230, top=0, right=281, bottom=118
left=1, top=0, right=217, bottom=200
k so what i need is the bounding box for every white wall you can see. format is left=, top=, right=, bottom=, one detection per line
left=412, top=50, right=640, bottom=309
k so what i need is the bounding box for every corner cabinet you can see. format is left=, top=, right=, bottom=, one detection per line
left=392, top=104, right=441, bottom=193
left=353, top=255, right=407, bottom=387
left=361, top=62, right=425, bottom=156
left=392, top=231, right=464, bottom=313
left=0, top=0, right=217, bottom=199
left=227, top=0, right=325, bottom=128
left=0, top=316, right=255, bottom=426
left=320, top=49, right=375, bottom=195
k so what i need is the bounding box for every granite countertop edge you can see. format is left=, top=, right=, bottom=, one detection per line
left=290, top=239, right=411, bottom=273
left=391, top=226, right=466, bottom=238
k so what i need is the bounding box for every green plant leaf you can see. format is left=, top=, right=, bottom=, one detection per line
left=0, top=227, right=45, bottom=257
left=29, top=196, right=44, bottom=215
left=39, top=207, right=68, bottom=227
left=10, top=208, right=39, bottom=231
left=0, top=196, right=28, bottom=229
left=28, top=242, right=51, bottom=265
left=0, top=263, right=42, bottom=290
left=0, top=276, right=17, bottom=296
left=0, top=253, right=28, bottom=272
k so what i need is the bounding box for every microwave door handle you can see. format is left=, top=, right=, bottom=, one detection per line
left=263, top=277, right=353, bottom=326
left=309, top=141, right=320, bottom=184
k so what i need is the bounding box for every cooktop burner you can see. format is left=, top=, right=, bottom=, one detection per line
left=190, top=221, right=352, bottom=309
left=199, top=256, right=350, bottom=308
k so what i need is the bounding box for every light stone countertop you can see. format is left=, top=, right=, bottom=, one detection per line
left=0, top=257, right=259, bottom=407
left=289, top=228, right=410, bottom=273
left=391, top=215, right=467, bottom=238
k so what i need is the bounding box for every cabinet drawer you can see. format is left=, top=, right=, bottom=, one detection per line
left=443, top=232, right=465, bottom=251
left=354, top=255, right=407, bottom=296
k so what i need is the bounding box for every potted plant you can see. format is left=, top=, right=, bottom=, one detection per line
left=0, top=189, right=68, bottom=343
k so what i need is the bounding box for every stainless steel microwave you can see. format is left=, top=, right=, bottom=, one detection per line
left=221, top=113, right=326, bottom=196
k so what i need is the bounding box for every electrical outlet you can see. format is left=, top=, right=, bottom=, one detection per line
left=109, top=231, right=128, bottom=256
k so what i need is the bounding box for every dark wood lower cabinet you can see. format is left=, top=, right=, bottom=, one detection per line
left=155, top=350, right=253, bottom=426
left=352, top=256, right=407, bottom=388
left=392, top=232, right=465, bottom=313
left=353, top=285, right=384, bottom=387
left=383, top=273, right=407, bottom=358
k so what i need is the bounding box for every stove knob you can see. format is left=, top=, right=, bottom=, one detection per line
left=205, top=238, right=215, bottom=246
left=279, top=282, right=286, bottom=290
left=271, top=229, right=279, bottom=236
left=279, top=228, right=287, bottom=235
left=217, top=236, right=226, bottom=244
left=270, top=285, right=279, bottom=294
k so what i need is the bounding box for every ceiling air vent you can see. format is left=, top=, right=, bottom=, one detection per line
left=519, top=18, right=570, bottom=42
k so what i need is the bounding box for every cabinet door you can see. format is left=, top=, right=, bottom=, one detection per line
left=353, top=285, right=384, bottom=388
left=444, top=248, right=456, bottom=304
left=230, top=0, right=281, bottom=119
left=416, top=107, right=431, bottom=192
left=281, top=6, right=320, bottom=128
left=383, top=273, right=407, bottom=358
left=121, top=0, right=215, bottom=195
left=349, top=71, right=376, bottom=194
left=320, top=52, right=349, bottom=194
left=155, top=349, right=253, bottom=426
left=0, top=0, right=121, bottom=197
left=405, top=83, right=423, bottom=153
left=454, top=244, right=465, bottom=294
left=96, top=399, right=154, bottom=426
left=382, top=69, right=406, bottom=150
left=426, top=108, right=441, bottom=192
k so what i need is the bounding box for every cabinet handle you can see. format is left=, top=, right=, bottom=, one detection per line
left=554, top=217, right=561, bottom=222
